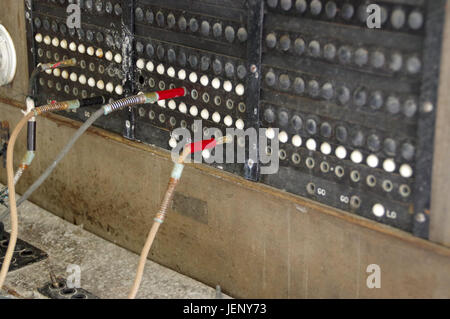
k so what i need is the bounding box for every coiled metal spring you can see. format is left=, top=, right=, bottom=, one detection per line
left=155, top=179, right=179, bottom=223
left=103, top=95, right=147, bottom=115
left=35, top=102, right=69, bottom=115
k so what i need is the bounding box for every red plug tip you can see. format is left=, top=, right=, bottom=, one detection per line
left=187, top=138, right=217, bottom=154
left=157, top=88, right=186, bottom=101
left=51, top=62, right=62, bottom=69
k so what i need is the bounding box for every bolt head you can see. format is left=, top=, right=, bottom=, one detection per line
left=415, top=213, right=426, bottom=223
left=422, top=101, right=433, bottom=113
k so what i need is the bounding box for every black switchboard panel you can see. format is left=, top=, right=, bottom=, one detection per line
left=25, top=0, right=134, bottom=136
left=132, top=0, right=263, bottom=179
left=259, top=0, right=445, bottom=238
left=24, top=0, right=446, bottom=238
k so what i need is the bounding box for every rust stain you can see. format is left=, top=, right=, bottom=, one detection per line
left=1, top=285, right=27, bottom=299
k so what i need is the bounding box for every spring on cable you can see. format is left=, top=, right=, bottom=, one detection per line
left=106, top=95, right=147, bottom=113
left=156, top=179, right=179, bottom=222
left=36, top=103, right=68, bottom=114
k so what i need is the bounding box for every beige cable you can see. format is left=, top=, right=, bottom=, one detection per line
left=128, top=137, right=231, bottom=299
left=0, top=103, right=69, bottom=290
left=128, top=166, right=183, bottom=299
left=0, top=112, right=34, bottom=289
left=128, top=221, right=161, bottom=299
left=1, top=90, right=186, bottom=293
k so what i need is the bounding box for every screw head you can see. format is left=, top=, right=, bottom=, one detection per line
left=415, top=213, right=426, bottom=223
left=422, top=101, right=433, bottom=113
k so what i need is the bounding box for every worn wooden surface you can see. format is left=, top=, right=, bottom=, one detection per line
left=1, top=183, right=225, bottom=299
left=430, top=2, right=450, bottom=247
left=1, top=99, right=450, bottom=298
left=0, top=0, right=449, bottom=298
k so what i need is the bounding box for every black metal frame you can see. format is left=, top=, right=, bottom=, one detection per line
left=412, top=0, right=446, bottom=238
left=259, top=0, right=447, bottom=238
left=23, top=0, right=447, bottom=238
left=130, top=0, right=264, bottom=180
left=25, top=0, right=134, bottom=137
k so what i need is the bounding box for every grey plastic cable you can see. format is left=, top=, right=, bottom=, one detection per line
left=0, top=108, right=104, bottom=221
left=0, top=88, right=184, bottom=222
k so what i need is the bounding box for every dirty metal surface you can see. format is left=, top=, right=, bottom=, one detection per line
left=0, top=230, right=48, bottom=272
left=38, top=278, right=98, bottom=299
left=24, top=0, right=448, bottom=238
left=260, top=0, right=446, bottom=239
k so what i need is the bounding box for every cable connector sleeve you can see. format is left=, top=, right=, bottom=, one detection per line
left=20, top=151, right=35, bottom=168
left=66, top=100, right=81, bottom=110
left=40, top=58, right=77, bottom=71
left=23, top=97, right=36, bottom=118
left=27, top=121, right=36, bottom=152
left=187, top=138, right=217, bottom=154
left=171, top=163, right=185, bottom=180
left=156, top=87, right=186, bottom=101
left=142, top=88, right=186, bottom=104
left=79, top=96, right=105, bottom=108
